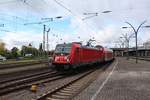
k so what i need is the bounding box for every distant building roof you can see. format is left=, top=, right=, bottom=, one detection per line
left=143, top=40, right=150, bottom=49
left=111, top=48, right=126, bottom=51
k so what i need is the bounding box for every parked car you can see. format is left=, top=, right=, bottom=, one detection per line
left=0, top=55, right=6, bottom=61
left=25, top=54, right=33, bottom=57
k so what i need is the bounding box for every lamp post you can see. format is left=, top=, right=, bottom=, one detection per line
left=24, top=16, right=62, bottom=52
left=122, top=20, right=150, bottom=63
left=40, top=16, right=62, bottom=58
left=46, top=28, right=50, bottom=52
left=42, top=16, right=62, bottom=51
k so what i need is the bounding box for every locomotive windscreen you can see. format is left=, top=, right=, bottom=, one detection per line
left=55, top=43, right=71, bottom=54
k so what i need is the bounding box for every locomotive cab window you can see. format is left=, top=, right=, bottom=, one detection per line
left=55, top=43, right=72, bottom=54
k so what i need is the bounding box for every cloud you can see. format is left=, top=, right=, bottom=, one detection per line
left=1, top=31, right=42, bottom=50
left=0, top=0, right=150, bottom=49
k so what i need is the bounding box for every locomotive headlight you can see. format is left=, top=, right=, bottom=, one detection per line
left=64, top=56, right=67, bottom=59
left=65, top=56, right=70, bottom=62
left=55, top=57, right=59, bottom=61
left=66, top=58, right=69, bottom=62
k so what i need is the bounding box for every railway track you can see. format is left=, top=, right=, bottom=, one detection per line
left=0, top=70, right=67, bottom=96
left=0, top=61, right=113, bottom=100
left=36, top=62, right=111, bottom=100
left=0, top=69, right=53, bottom=84
left=0, top=60, right=47, bottom=70
left=0, top=65, right=50, bottom=81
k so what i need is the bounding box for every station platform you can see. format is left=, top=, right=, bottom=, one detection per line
left=73, top=57, right=150, bottom=100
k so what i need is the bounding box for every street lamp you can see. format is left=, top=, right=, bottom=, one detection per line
left=102, top=11, right=112, bottom=13
left=0, top=24, right=4, bottom=27
left=143, top=25, right=150, bottom=28
left=82, top=10, right=112, bottom=20
left=55, top=16, right=62, bottom=19
left=41, top=16, right=62, bottom=21
left=122, top=20, right=150, bottom=63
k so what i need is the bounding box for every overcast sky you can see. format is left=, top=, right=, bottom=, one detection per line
left=0, top=0, right=150, bottom=50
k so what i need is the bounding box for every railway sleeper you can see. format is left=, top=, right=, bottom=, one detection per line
left=59, top=89, right=77, bottom=94
left=66, top=85, right=80, bottom=89
left=51, top=94, right=70, bottom=99
left=62, top=88, right=79, bottom=92
left=65, top=87, right=80, bottom=90
left=48, top=76, right=95, bottom=100
left=41, top=62, right=113, bottom=100
left=55, top=92, right=73, bottom=96
left=47, top=97, right=63, bottom=100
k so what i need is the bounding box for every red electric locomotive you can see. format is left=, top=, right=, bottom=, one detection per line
left=52, top=42, right=113, bottom=70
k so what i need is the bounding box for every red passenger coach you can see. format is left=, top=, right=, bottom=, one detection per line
left=104, top=48, right=114, bottom=61
left=52, top=42, right=113, bottom=70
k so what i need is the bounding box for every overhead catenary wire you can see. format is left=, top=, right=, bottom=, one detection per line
left=21, top=0, right=56, bottom=28
left=53, top=0, right=113, bottom=46
left=82, top=14, right=98, bottom=20
left=0, top=17, right=41, bottom=33
left=53, top=0, right=76, bottom=17
left=20, top=0, right=44, bottom=16
left=0, top=7, right=29, bottom=31
left=0, top=13, right=28, bottom=22
left=16, top=1, right=43, bottom=29
left=0, top=13, right=31, bottom=33
left=0, top=0, right=17, bottom=5
left=53, top=0, right=98, bottom=35
left=52, top=0, right=114, bottom=47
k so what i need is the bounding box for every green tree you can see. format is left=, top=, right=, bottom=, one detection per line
left=11, top=47, right=19, bottom=58
left=21, top=45, right=39, bottom=57
left=21, top=45, right=27, bottom=56
left=39, top=43, right=43, bottom=56
left=0, top=40, right=13, bottom=58
left=0, top=40, right=6, bottom=56
left=4, top=49, right=12, bottom=59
